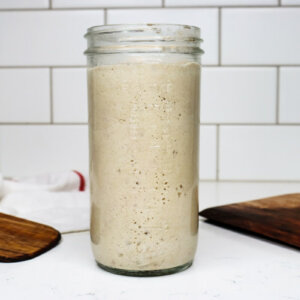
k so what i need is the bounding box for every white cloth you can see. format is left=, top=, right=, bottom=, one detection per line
left=0, top=171, right=87, bottom=198
left=0, top=171, right=90, bottom=233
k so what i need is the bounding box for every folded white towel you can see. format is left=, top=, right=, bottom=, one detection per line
left=0, top=170, right=88, bottom=199
left=0, top=171, right=90, bottom=233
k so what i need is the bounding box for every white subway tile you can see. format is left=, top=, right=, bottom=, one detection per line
left=199, top=181, right=300, bottom=211
left=107, top=9, right=218, bottom=65
left=201, top=67, right=276, bottom=123
left=282, top=0, right=300, bottom=4
left=0, top=125, right=88, bottom=177
left=219, top=126, right=300, bottom=180
left=279, top=67, right=300, bottom=123
left=0, top=11, right=103, bottom=66
left=0, top=0, right=48, bottom=9
left=52, top=0, right=161, bottom=8
left=0, top=69, right=50, bottom=123
left=222, top=8, right=300, bottom=65
left=199, top=125, right=217, bottom=180
left=53, top=68, right=88, bottom=123
left=166, top=0, right=277, bottom=6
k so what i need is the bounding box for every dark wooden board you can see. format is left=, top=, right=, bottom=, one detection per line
left=199, top=193, right=300, bottom=249
left=0, top=212, right=61, bottom=262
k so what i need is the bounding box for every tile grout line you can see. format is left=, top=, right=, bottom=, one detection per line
left=276, top=66, right=280, bottom=124
left=49, top=67, right=54, bottom=124
left=49, top=0, right=52, bottom=9
left=216, top=125, right=220, bottom=181
left=200, top=123, right=300, bottom=126
left=1, top=122, right=300, bottom=126
left=154, top=5, right=294, bottom=8
left=203, top=64, right=300, bottom=67
left=0, top=66, right=87, bottom=69
left=2, top=174, right=299, bottom=183
left=1, top=65, right=300, bottom=69
left=0, top=122, right=88, bottom=126
left=104, top=8, right=107, bottom=24
left=218, top=8, right=222, bottom=66
left=162, top=0, right=165, bottom=8
left=1, top=5, right=299, bottom=11
left=200, top=179, right=300, bottom=183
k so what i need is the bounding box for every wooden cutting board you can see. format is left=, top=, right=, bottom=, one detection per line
left=199, top=193, right=300, bottom=249
left=0, top=212, right=61, bottom=262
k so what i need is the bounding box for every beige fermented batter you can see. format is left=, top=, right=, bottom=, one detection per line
left=88, top=62, right=200, bottom=271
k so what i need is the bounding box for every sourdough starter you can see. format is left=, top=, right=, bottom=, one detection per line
left=88, top=61, right=200, bottom=271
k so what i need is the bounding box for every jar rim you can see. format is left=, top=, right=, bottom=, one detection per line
left=84, top=23, right=203, bottom=56
left=85, top=23, right=201, bottom=38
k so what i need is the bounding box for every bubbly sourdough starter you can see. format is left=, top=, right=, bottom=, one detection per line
left=88, top=62, right=200, bottom=271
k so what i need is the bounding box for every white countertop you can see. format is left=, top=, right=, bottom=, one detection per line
left=1, top=182, right=300, bottom=300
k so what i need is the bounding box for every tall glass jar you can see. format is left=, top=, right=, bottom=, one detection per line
left=85, top=24, right=203, bottom=276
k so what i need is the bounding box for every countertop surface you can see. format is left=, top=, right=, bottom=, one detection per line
left=1, top=182, right=300, bottom=300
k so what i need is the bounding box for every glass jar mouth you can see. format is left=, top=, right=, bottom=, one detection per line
left=86, top=24, right=201, bottom=36
left=84, top=24, right=204, bottom=55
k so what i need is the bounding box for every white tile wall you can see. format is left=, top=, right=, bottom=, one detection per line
left=53, top=68, right=88, bottom=123
left=52, top=0, right=161, bottom=8
left=0, top=69, right=50, bottom=123
left=0, top=2, right=299, bottom=181
left=0, top=0, right=48, bottom=9
left=201, top=67, right=277, bottom=123
left=165, top=0, right=277, bottom=6
left=282, top=0, right=300, bottom=4
left=199, top=181, right=300, bottom=210
left=222, top=8, right=300, bottom=65
left=219, top=126, right=300, bottom=180
left=279, top=68, right=300, bottom=124
left=107, top=9, right=218, bottom=65
left=0, top=125, right=88, bottom=176
left=199, top=126, right=217, bottom=180
left=0, top=11, right=103, bottom=66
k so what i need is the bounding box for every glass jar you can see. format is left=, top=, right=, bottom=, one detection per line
left=84, top=24, right=203, bottom=276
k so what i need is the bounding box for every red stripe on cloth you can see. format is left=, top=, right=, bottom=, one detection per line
left=73, top=170, right=86, bottom=191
